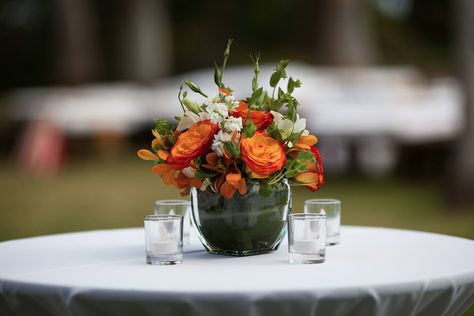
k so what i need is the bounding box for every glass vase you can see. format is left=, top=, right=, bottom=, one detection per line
left=190, top=180, right=291, bottom=256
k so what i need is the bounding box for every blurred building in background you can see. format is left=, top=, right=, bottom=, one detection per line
left=0, top=0, right=473, bottom=207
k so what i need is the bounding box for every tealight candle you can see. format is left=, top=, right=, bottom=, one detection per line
left=293, top=239, right=320, bottom=253
left=150, top=240, right=179, bottom=255
left=288, top=213, right=326, bottom=264
left=144, top=214, right=183, bottom=265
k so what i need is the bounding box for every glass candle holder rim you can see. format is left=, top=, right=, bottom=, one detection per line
left=289, top=213, right=327, bottom=220
left=144, top=214, right=183, bottom=221
left=154, top=199, right=191, bottom=206
left=304, top=198, right=341, bottom=205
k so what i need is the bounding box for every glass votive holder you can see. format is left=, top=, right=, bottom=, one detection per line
left=154, top=200, right=191, bottom=246
left=288, top=213, right=326, bottom=264
left=144, top=214, right=183, bottom=265
left=304, top=199, right=341, bottom=245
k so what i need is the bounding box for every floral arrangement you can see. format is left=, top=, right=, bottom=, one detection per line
left=138, top=40, right=324, bottom=199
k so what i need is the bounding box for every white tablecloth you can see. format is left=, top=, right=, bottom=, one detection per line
left=0, top=226, right=473, bottom=316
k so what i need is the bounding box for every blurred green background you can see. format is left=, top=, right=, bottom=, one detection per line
left=0, top=156, right=472, bottom=242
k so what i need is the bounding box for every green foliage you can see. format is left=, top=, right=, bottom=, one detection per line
left=284, top=150, right=314, bottom=178
left=248, top=87, right=264, bottom=108
left=269, top=59, right=289, bottom=88
left=223, top=141, right=241, bottom=158
left=251, top=53, right=260, bottom=92
left=154, top=119, right=173, bottom=136
left=285, top=132, right=304, bottom=147
left=242, top=120, right=257, bottom=138
left=267, top=122, right=282, bottom=139
left=214, top=39, right=233, bottom=88
left=195, top=169, right=218, bottom=179
left=287, top=77, right=301, bottom=94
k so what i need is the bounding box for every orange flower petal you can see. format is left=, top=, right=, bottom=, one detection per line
left=152, top=164, right=172, bottom=175
left=305, top=161, right=317, bottom=171
left=201, top=164, right=224, bottom=173
left=220, top=181, right=237, bottom=199
left=220, top=88, right=232, bottom=96
left=157, top=150, right=169, bottom=161
left=151, top=137, right=163, bottom=149
left=190, top=178, right=203, bottom=188
left=298, top=135, right=318, bottom=146
left=294, top=143, right=311, bottom=151
left=214, top=174, right=225, bottom=192
left=137, top=149, right=159, bottom=161
left=237, top=178, right=247, bottom=195
left=206, top=153, right=219, bottom=167
left=226, top=173, right=241, bottom=188
left=176, top=172, right=191, bottom=186
left=231, top=130, right=239, bottom=142
left=163, top=169, right=177, bottom=185
left=295, top=171, right=318, bottom=185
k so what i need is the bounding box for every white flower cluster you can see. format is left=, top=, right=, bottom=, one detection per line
left=211, top=116, right=242, bottom=157
left=206, top=102, right=228, bottom=124
left=177, top=92, right=244, bottom=157
left=204, top=93, right=239, bottom=124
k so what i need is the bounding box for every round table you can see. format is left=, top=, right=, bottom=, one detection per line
left=0, top=226, right=473, bottom=316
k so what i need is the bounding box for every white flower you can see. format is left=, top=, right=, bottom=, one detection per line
left=176, top=112, right=209, bottom=131
left=206, top=102, right=228, bottom=124
left=270, top=111, right=307, bottom=137
left=293, top=115, right=306, bottom=133
left=211, top=130, right=232, bottom=156
left=223, top=116, right=242, bottom=133
left=223, top=95, right=239, bottom=110
left=182, top=167, right=196, bottom=178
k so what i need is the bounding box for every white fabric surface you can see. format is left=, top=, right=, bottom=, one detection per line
left=0, top=226, right=473, bottom=316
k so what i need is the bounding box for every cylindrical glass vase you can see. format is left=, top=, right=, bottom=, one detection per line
left=190, top=180, right=291, bottom=256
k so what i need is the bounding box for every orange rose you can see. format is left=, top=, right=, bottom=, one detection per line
left=240, top=132, right=286, bottom=178
left=167, top=120, right=219, bottom=169
left=231, top=101, right=273, bottom=131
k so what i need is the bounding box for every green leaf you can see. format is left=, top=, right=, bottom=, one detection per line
left=270, top=72, right=282, bottom=88
left=223, top=142, right=241, bottom=158
left=267, top=122, right=282, bottom=140
left=248, top=87, right=264, bottom=108
left=270, top=59, right=290, bottom=88
left=242, top=120, right=257, bottom=138
left=296, top=150, right=315, bottom=161
left=287, top=77, right=301, bottom=94
left=154, top=119, right=173, bottom=136
left=259, top=183, right=273, bottom=197
left=195, top=170, right=218, bottom=179
left=285, top=161, right=308, bottom=178
left=185, top=80, right=208, bottom=98
left=278, top=87, right=285, bottom=100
